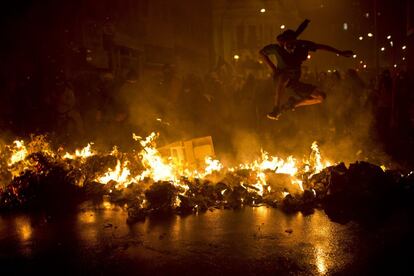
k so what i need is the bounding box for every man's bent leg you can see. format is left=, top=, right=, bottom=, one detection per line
left=285, top=89, right=326, bottom=109
left=273, top=75, right=289, bottom=108
left=268, top=75, right=289, bottom=120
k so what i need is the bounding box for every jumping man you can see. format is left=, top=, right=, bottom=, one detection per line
left=259, top=20, right=353, bottom=120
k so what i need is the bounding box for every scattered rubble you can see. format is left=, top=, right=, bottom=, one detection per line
left=1, top=138, right=413, bottom=226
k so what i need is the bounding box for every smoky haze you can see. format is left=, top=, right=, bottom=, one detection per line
left=117, top=65, right=388, bottom=167
left=0, top=0, right=405, bottom=168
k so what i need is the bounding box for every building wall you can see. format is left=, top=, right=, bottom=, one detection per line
left=213, top=0, right=290, bottom=67
left=67, top=0, right=213, bottom=79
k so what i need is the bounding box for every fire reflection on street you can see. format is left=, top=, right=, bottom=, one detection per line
left=1, top=206, right=355, bottom=274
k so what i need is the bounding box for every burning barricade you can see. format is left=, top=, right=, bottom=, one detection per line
left=0, top=133, right=413, bottom=225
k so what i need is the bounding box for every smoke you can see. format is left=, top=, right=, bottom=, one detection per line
left=115, top=66, right=390, bottom=167
left=0, top=60, right=390, bottom=168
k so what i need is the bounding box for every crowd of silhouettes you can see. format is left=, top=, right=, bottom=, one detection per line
left=0, top=52, right=413, bottom=165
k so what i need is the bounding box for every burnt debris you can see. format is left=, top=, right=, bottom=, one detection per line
left=1, top=149, right=413, bottom=226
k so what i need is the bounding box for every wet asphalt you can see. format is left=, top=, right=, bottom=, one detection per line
left=0, top=202, right=413, bottom=275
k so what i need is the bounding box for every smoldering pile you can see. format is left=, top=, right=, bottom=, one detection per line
left=0, top=137, right=413, bottom=226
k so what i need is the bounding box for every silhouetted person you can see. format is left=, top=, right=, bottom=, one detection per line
left=260, top=20, right=353, bottom=120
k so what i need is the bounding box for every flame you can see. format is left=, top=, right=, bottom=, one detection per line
left=63, top=143, right=96, bottom=159
left=282, top=192, right=290, bottom=198
left=5, top=137, right=55, bottom=177
left=203, top=156, right=223, bottom=176
left=2, top=133, right=334, bottom=201
left=136, top=132, right=177, bottom=183
left=238, top=151, right=298, bottom=176
left=292, top=179, right=304, bottom=192
left=96, top=160, right=132, bottom=188
left=8, top=140, right=28, bottom=166
left=310, top=141, right=331, bottom=175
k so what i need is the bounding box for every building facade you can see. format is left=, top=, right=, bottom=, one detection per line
left=72, top=0, right=213, bottom=79
left=212, top=0, right=291, bottom=68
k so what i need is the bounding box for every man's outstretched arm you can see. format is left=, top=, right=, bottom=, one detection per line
left=315, top=43, right=353, bottom=57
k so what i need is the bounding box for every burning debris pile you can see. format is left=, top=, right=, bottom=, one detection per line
left=0, top=134, right=413, bottom=224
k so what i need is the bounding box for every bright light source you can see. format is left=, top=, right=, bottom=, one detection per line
left=260, top=8, right=266, bottom=13
left=360, top=60, right=364, bottom=64
left=327, top=70, right=332, bottom=73
left=367, top=33, right=373, bottom=37
left=402, top=57, right=406, bottom=61
left=307, top=54, right=311, bottom=59
left=394, top=64, right=397, bottom=68
left=387, top=35, right=391, bottom=40
left=402, top=45, right=407, bottom=50
left=280, top=25, right=285, bottom=29
left=390, top=41, right=394, bottom=47
left=343, top=23, right=348, bottom=30
left=359, top=36, right=364, bottom=40
left=352, top=54, right=357, bottom=58
left=365, top=13, right=370, bottom=18
left=381, top=47, right=385, bottom=51
left=363, top=64, right=367, bottom=68
left=233, top=55, right=240, bottom=60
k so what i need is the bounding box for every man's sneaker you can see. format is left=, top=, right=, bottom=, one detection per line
left=267, top=107, right=282, bottom=120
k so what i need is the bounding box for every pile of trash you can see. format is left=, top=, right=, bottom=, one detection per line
left=1, top=136, right=413, bottom=225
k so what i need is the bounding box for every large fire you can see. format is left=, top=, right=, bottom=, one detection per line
left=2, top=131, right=409, bottom=227
left=1, top=132, right=331, bottom=200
